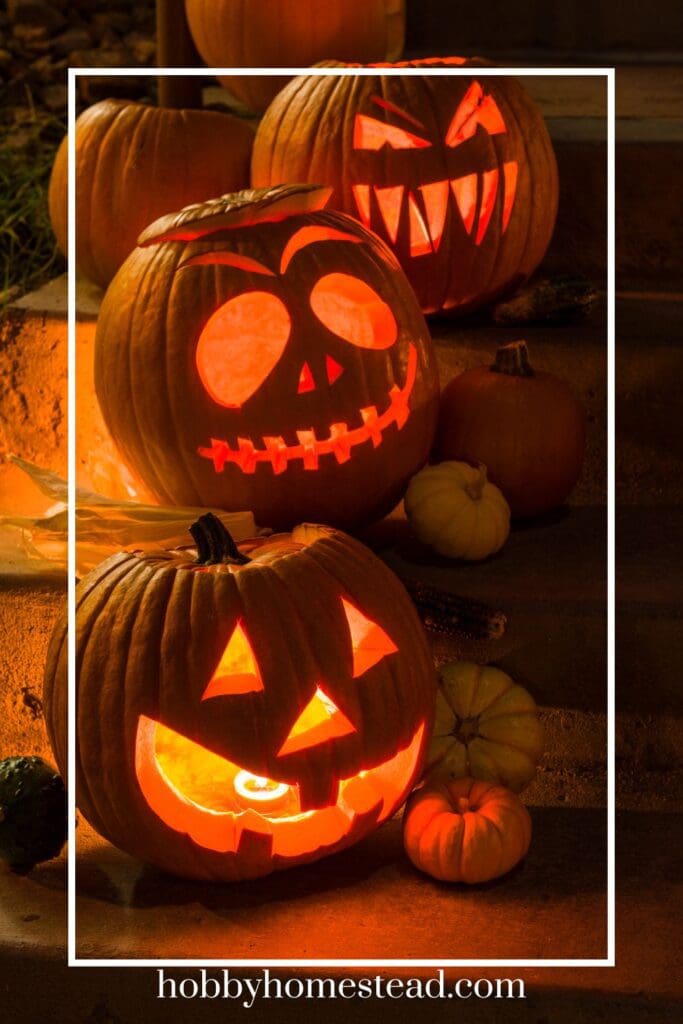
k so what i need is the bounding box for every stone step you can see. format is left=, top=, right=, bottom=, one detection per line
left=406, top=0, right=683, bottom=54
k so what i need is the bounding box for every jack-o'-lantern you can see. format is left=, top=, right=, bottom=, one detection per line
left=95, top=184, right=440, bottom=530
left=43, top=516, right=435, bottom=881
left=252, top=59, right=559, bottom=315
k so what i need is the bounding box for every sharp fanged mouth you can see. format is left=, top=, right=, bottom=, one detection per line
left=352, top=162, right=518, bottom=256
left=198, top=343, right=417, bottom=475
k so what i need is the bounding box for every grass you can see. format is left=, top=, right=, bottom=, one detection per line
left=0, top=86, right=66, bottom=309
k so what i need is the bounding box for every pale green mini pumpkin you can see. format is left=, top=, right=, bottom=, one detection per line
left=404, top=461, right=510, bottom=560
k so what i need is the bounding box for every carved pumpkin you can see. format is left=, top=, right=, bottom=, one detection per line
left=403, top=777, right=532, bottom=883
left=48, top=99, right=254, bottom=288
left=252, top=59, right=558, bottom=315
left=435, top=340, right=586, bottom=518
left=43, top=516, right=435, bottom=881
left=95, top=184, right=440, bottom=531
left=404, top=461, right=510, bottom=560
left=185, top=0, right=406, bottom=113
left=426, top=661, right=545, bottom=793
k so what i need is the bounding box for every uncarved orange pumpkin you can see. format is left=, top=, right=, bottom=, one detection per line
left=185, top=0, right=406, bottom=113
left=94, top=184, right=440, bottom=531
left=44, top=516, right=435, bottom=881
left=435, top=340, right=586, bottom=518
left=48, top=99, right=254, bottom=288
left=403, top=777, right=532, bottom=883
left=252, top=59, right=558, bottom=315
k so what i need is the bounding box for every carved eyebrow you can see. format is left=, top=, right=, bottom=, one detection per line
left=180, top=252, right=275, bottom=276
left=370, top=94, right=427, bottom=132
left=279, top=226, right=364, bottom=275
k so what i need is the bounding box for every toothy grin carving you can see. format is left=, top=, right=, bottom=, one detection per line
left=199, top=343, right=417, bottom=475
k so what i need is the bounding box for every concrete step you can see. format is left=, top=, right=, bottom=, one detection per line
left=406, top=0, right=683, bottom=54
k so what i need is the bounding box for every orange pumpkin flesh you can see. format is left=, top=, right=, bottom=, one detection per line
left=185, top=0, right=406, bottom=113
left=44, top=517, right=435, bottom=881
left=48, top=99, right=254, bottom=288
left=252, top=59, right=558, bottom=315
left=403, top=777, right=532, bottom=883
left=435, top=340, right=586, bottom=518
left=94, top=185, right=440, bottom=531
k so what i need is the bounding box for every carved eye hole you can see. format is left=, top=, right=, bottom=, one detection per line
left=341, top=598, right=398, bottom=676
left=354, top=113, right=432, bottom=151
left=445, top=81, right=507, bottom=148
left=310, top=274, right=397, bottom=350
left=202, top=622, right=264, bottom=699
left=196, top=292, right=290, bottom=408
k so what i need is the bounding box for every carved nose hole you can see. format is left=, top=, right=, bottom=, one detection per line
left=326, top=354, right=344, bottom=385
left=297, top=361, right=316, bottom=394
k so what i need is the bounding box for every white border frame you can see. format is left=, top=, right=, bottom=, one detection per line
left=67, top=64, right=615, bottom=969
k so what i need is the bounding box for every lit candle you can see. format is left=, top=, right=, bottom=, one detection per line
left=234, top=769, right=289, bottom=807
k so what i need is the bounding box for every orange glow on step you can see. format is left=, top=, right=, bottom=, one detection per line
left=419, top=180, right=449, bottom=252
left=451, top=173, right=478, bottom=235
left=202, top=621, right=264, bottom=698
left=476, top=168, right=499, bottom=244
left=354, top=114, right=431, bottom=151
left=374, top=185, right=404, bottom=243
left=341, top=599, right=398, bottom=677
left=278, top=686, right=356, bottom=757
left=196, top=292, right=290, bottom=408
left=309, top=273, right=397, bottom=349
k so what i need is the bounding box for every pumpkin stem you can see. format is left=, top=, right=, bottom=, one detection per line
left=465, top=463, right=488, bottom=502
left=491, top=340, right=534, bottom=378
left=190, top=513, right=251, bottom=566
left=457, top=797, right=471, bottom=815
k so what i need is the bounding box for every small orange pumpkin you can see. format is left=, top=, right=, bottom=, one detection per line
left=435, top=340, right=586, bottom=518
left=403, top=777, right=531, bottom=883
left=48, top=99, right=254, bottom=288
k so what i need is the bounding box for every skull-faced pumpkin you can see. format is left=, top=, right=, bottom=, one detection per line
left=43, top=517, right=435, bottom=881
left=95, top=185, right=439, bottom=531
left=252, top=59, right=559, bottom=315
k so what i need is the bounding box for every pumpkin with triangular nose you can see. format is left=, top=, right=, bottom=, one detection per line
left=43, top=517, right=435, bottom=881
left=95, top=184, right=439, bottom=530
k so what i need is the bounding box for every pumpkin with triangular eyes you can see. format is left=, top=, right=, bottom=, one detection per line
left=252, top=59, right=559, bottom=315
left=43, top=517, right=435, bottom=881
left=95, top=184, right=439, bottom=531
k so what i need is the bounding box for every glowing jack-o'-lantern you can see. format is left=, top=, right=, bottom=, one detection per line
left=252, top=59, right=559, bottom=315
left=43, top=516, right=435, bottom=881
left=95, top=184, right=439, bottom=530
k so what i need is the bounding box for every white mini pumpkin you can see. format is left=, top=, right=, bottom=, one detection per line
left=404, top=461, right=510, bottom=560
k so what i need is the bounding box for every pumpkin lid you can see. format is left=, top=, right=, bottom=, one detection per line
left=137, top=184, right=333, bottom=246
left=321, top=56, right=490, bottom=70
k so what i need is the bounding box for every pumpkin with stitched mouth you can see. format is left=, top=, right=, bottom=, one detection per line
left=252, top=59, right=559, bottom=315
left=94, top=184, right=439, bottom=531
left=43, top=516, right=435, bottom=881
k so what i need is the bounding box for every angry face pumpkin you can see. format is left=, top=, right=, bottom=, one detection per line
left=43, top=518, right=435, bottom=881
left=252, top=59, right=559, bottom=315
left=95, top=185, right=439, bottom=531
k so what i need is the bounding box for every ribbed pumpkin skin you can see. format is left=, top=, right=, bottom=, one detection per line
left=435, top=355, right=586, bottom=518
left=252, top=60, right=558, bottom=315
left=427, top=662, right=545, bottom=793
left=48, top=100, right=254, bottom=288
left=94, top=191, right=439, bottom=531
left=403, top=778, right=531, bottom=883
left=43, top=527, right=435, bottom=881
left=185, top=0, right=405, bottom=113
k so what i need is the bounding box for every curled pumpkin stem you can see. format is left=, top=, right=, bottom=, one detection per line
left=491, top=340, right=534, bottom=378
left=190, top=513, right=251, bottom=566
left=464, top=463, right=489, bottom=502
